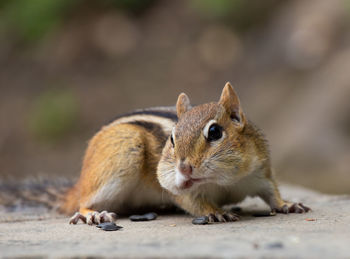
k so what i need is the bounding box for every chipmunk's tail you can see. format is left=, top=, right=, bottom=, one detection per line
left=0, top=177, right=75, bottom=214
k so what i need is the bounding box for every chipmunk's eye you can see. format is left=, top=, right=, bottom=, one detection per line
left=207, top=124, right=223, bottom=142
left=170, top=134, right=175, bottom=147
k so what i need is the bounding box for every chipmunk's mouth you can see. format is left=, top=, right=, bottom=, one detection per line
left=178, top=177, right=206, bottom=190
left=173, top=168, right=212, bottom=192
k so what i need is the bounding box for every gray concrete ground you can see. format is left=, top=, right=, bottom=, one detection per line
left=0, top=185, right=349, bottom=258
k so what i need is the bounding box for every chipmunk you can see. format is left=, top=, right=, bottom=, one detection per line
left=62, top=82, right=310, bottom=224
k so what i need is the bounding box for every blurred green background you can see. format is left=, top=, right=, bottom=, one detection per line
left=0, top=0, right=349, bottom=194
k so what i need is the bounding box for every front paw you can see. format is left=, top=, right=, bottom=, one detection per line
left=274, top=202, right=311, bottom=214
left=207, top=211, right=240, bottom=223
left=69, top=210, right=117, bottom=225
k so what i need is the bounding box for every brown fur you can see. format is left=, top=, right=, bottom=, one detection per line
left=157, top=82, right=310, bottom=219
left=63, top=82, right=310, bottom=224
left=61, top=122, right=169, bottom=215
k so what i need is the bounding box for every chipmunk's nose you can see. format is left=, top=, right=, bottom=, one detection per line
left=178, top=160, right=193, bottom=176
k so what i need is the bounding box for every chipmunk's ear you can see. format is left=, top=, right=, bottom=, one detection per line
left=219, top=82, right=246, bottom=129
left=176, top=93, right=191, bottom=118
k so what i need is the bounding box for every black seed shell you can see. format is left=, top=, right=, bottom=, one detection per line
left=192, top=216, right=209, bottom=225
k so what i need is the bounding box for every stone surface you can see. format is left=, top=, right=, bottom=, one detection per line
left=0, top=185, right=349, bottom=258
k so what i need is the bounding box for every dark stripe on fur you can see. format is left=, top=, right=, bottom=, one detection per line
left=128, top=120, right=169, bottom=145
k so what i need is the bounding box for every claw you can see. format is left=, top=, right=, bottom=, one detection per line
left=290, top=203, right=303, bottom=213
left=93, top=211, right=101, bottom=224
left=69, top=212, right=87, bottom=224
left=215, top=212, right=226, bottom=222
left=208, top=213, right=217, bottom=223
left=69, top=211, right=117, bottom=225
left=299, top=203, right=311, bottom=212
left=86, top=212, right=94, bottom=225
left=207, top=212, right=240, bottom=223
left=100, top=211, right=117, bottom=223
left=275, top=202, right=311, bottom=214
left=223, top=212, right=240, bottom=222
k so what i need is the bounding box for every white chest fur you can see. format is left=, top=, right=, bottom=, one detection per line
left=195, top=170, right=269, bottom=207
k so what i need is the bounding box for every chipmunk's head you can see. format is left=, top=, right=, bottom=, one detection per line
left=157, top=82, right=266, bottom=195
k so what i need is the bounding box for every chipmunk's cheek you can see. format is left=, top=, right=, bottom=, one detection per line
left=159, top=176, right=180, bottom=196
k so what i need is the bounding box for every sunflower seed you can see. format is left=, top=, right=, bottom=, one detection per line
left=192, top=216, right=209, bottom=225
